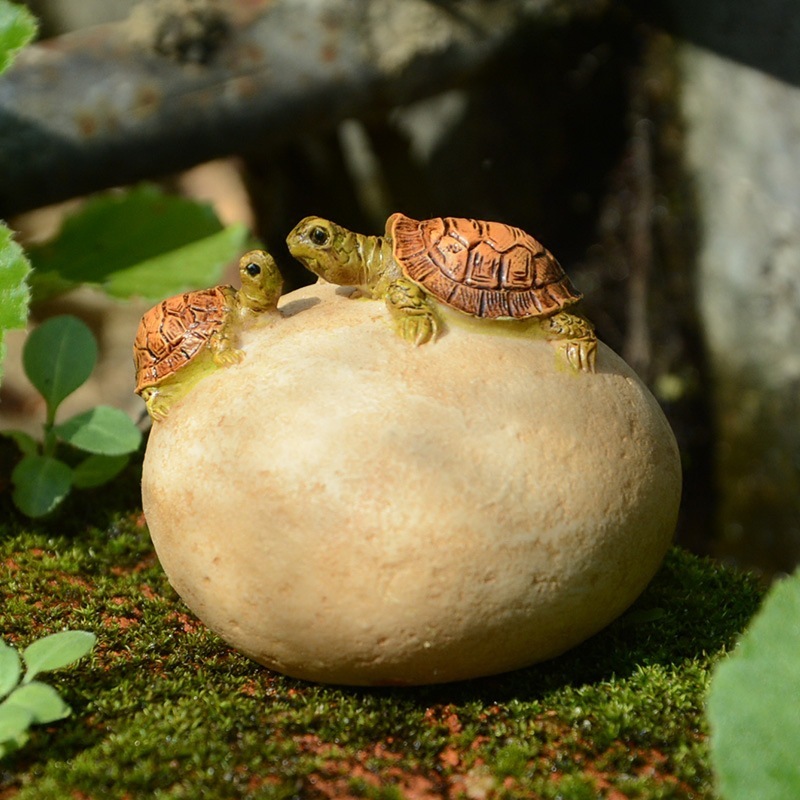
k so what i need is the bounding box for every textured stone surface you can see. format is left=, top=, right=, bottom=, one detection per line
left=142, top=282, right=681, bottom=685
left=680, top=43, right=800, bottom=569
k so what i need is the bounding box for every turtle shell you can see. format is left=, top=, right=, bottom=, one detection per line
left=134, top=286, right=231, bottom=393
left=387, top=213, right=581, bottom=319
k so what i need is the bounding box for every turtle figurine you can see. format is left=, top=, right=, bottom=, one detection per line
left=286, top=213, right=597, bottom=372
left=133, top=249, right=283, bottom=421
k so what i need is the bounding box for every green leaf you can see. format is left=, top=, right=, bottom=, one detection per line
left=0, top=224, right=31, bottom=330
left=0, top=641, right=21, bottom=700
left=0, top=703, right=32, bottom=744
left=55, top=406, right=142, bottom=456
left=2, top=429, right=39, bottom=458
left=105, top=223, right=248, bottom=299
left=708, top=570, right=800, bottom=800
left=22, top=316, right=97, bottom=417
left=72, top=453, right=130, bottom=489
left=22, top=631, right=96, bottom=683
left=0, top=0, right=37, bottom=75
left=0, top=222, right=32, bottom=384
left=28, top=185, right=249, bottom=302
left=3, top=682, right=70, bottom=724
left=11, top=455, right=73, bottom=518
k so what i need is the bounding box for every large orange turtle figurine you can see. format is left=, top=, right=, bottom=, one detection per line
left=286, top=213, right=596, bottom=372
left=133, top=250, right=283, bottom=421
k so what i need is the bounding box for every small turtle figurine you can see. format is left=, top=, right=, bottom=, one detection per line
left=133, top=249, right=283, bottom=421
left=286, top=213, right=597, bottom=372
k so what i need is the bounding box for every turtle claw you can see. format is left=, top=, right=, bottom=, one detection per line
left=416, top=321, right=437, bottom=346
left=541, top=312, right=597, bottom=374
left=386, top=278, right=441, bottom=346
left=562, top=338, right=597, bottom=374
left=403, top=314, right=438, bottom=347
left=142, top=387, right=171, bottom=422
left=212, top=347, right=245, bottom=367
left=149, top=405, right=169, bottom=423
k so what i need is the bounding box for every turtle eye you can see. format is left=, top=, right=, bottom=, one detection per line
left=245, top=262, right=261, bottom=277
left=309, top=226, right=329, bottom=246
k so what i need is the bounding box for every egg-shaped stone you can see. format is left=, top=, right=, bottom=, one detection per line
left=142, top=281, right=681, bottom=685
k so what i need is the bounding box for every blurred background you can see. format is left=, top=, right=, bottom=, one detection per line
left=1, top=0, right=799, bottom=577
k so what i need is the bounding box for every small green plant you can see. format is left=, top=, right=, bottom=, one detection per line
left=0, top=630, right=96, bottom=759
left=5, top=315, right=142, bottom=517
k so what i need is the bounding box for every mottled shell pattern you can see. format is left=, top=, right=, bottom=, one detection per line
left=133, top=286, right=231, bottom=393
left=388, top=213, right=581, bottom=319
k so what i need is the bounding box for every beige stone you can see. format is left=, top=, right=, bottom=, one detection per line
left=142, top=281, right=681, bottom=685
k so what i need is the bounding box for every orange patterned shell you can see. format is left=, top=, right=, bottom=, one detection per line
left=387, top=213, right=581, bottom=319
left=133, top=286, right=230, bottom=393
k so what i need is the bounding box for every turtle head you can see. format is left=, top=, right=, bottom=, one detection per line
left=286, top=216, right=368, bottom=287
left=238, top=249, right=283, bottom=312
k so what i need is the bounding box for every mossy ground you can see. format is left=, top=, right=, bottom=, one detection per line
left=0, top=443, right=761, bottom=800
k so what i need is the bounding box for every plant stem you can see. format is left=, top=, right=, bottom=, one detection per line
left=42, top=403, right=57, bottom=457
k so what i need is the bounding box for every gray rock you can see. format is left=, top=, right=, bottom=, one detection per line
left=680, top=43, right=800, bottom=570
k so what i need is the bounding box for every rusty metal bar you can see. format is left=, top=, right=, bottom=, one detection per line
left=0, top=0, right=577, bottom=216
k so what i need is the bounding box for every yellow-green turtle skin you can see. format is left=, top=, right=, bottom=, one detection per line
left=133, top=250, right=283, bottom=421
left=286, top=214, right=597, bottom=372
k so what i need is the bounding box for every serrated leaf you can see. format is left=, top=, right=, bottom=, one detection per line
left=708, top=570, right=800, bottom=800
left=22, top=315, right=97, bottom=416
left=0, top=222, right=32, bottom=385
left=0, top=703, right=32, bottom=744
left=0, top=224, right=31, bottom=330
left=0, top=641, right=21, bottom=700
left=3, top=682, right=70, bottom=724
left=28, top=185, right=248, bottom=302
left=0, top=0, right=37, bottom=75
left=11, top=455, right=72, bottom=518
left=72, top=453, right=130, bottom=489
left=55, top=406, right=142, bottom=456
left=22, top=631, right=96, bottom=683
left=2, top=429, right=39, bottom=457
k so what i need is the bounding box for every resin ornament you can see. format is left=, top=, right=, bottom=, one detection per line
left=133, top=250, right=282, bottom=420
left=142, top=279, right=681, bottom=686
left=287, top=213, right=597, bottom=372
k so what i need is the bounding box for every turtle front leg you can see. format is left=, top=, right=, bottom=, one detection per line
left=541, top=311, right=597, bottom=373
left=385, top=278, right=441, bottom=346
left=141, top=386, right=174, bottom=422
left=208, top=323, right=245, bottom=366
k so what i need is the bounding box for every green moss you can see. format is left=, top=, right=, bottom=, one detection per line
left=0, top=467, right=762, bottom=800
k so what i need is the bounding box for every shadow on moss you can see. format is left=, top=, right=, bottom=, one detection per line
left=0, top=478, right=762, bottom=800
left=330, top=547, right=762, bottom=710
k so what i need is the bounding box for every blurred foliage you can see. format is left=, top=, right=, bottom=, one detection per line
left=0, top=226, right=30, bottom=385
left=27, top=185, right=248, bottom=302
left=0, top=0, right=35, bottom=73
left=0, top=0, right=37, bottom=384
left=708, top=569, right=800, bottom=799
